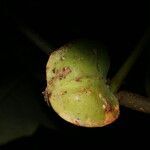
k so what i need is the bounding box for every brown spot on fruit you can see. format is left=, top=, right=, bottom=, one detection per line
left=75, top=77, right=82, bottom=82
left=48, top=77, right=54, bottom=85
left=57, top=67, right=72, bottom=80
left=86, top=89, right=92, bottom=95
left=60, top=56, right=65, bottom=60
left=104, top=105, right=119, bottom=125
left=74, top=119, right=80, bottom=126
left=48, top=67, right=72, bottom=86
left=80, top=88, right=92, bottom=95
left=104, top=102, right=112, bottom=113
left=63, top=67, right=71, bottom=75
left=52, top=68, right=56, bottom=73
left=61, top=91, right=67, bottom=95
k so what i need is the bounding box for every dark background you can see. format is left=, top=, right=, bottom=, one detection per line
left=1, top=1, right=150, bottom=148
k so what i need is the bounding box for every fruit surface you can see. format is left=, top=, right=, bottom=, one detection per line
left=45, top=39, right=119, bottom=127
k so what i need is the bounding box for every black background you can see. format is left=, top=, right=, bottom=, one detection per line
left=1, top=1, right=150, bottom=148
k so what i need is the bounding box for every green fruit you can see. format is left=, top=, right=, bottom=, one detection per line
left=45, top=39, right=119, bottom=127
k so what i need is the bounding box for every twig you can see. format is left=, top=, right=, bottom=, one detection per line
left=4, top=9, right=53, bottom=55
left=110, top=28, right=150, bottom=93
left=19, top=26, right=52, bottom=55
left=117, top=91, right=150, bottom=113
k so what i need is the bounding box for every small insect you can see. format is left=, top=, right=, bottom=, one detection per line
left=44, top=39, right=119, bottom=127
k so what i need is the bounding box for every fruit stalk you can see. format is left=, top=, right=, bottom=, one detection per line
left=110, top=27, right=150, bottom=93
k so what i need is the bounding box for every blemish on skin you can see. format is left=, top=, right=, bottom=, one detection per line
left=75, top=95, right=80, bottom=100
left=74, top=119, right=80, bottom=126
left=99, top=93, right=103, bottom=99
left=86, top=89, right=92, bottom=95
left=104, top=105, right=119, bottom=125
left=53, top=67, right=72, bottom=80
left=103, top=104, right=106, bottom=109
left=61, top=91, right=67, bottom=95
left=48, top=77, right=54, bottom=85
left=52, top=68, right=56, bottom=73
left=99, top=93, right=107, bottom=104
left=59, top=67, right=72, bottom=79
left=104, top=103, right=112, bottom=113
left=75, top=77, right=82, bottom=82
left=80, top=88, right=92, bottom=95
left=60, top=56, right=65, bottom=60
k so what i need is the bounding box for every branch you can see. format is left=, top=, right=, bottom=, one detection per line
left=110, top=28, right=150, bottom=93
left=19, top=26, right=52, bottom=55
left=116, top=91, right=150, bottom=113
left=4, top=10, right=53, bottom=55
